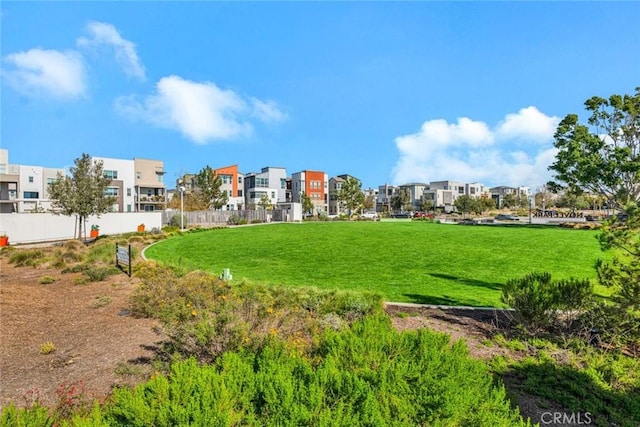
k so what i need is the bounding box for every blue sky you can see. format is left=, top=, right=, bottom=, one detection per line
left=2, top=2, right=638, bottom=190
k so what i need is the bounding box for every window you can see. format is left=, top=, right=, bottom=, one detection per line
left=46, top=177, right=58, bottom=185
left=156, top=173, right=163, bottom=183
left=127, top=204, right=132, bottom=212
left=271, top=192, right=276, bottom=198
left=23, top=191, right=39, bottom=199
left=470, top=187, right=476, bottom=195
left=28, top=176, right=34, bottom=183
left=136, top=172, right=141, bottom=179
left=221, top=175, right=232, bottom=184
left=281, top=178, right=286, bottom=189
left=310, top=180, right=321, bottom=189
left=104, top=187, right=119, bottom=196
left=104, top=170, right=118, bottom=180
left=127, top=188, right=132, bottom=196
left=238, top=176, right=243, bottom=184
left=256, top=177, right=269, bottom=187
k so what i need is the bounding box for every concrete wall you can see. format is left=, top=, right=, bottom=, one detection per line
left=0, top=212, right=162, bottom=245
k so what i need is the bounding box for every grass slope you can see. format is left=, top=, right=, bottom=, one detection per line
left=145, top=222, right=609, bottom=307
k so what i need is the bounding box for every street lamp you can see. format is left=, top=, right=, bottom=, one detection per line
left=179, top=186, right=185, bottom=231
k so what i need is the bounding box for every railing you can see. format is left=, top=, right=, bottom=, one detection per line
left=162, top=209, right=293, bottom=226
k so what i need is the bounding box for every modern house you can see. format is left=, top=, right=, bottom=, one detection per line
left=0, top=149, right=64, bottom=213
left=93, top=157, right=136, bottom=213
left=244, top=166, right=288, bottom=209
left=377, top=184, right=399, bottom=213
left=291, top=170, right=328, bottom=215
left=399, top=182, right=429, bottom=211
left=215, top=164, right=244, bottom=210
left=328, top=174, right=361, bottom=216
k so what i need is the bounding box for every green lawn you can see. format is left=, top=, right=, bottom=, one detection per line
left=145, top=222, right=611, bottom=307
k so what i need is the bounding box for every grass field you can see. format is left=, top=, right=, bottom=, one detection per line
left=145, top=222, right=611, bottom=307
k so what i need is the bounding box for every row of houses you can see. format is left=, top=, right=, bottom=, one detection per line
left=0, top=148, right=531, bottom=216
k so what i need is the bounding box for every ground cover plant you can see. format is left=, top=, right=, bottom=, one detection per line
left=145, top=221, right=609, bottom=306
left=2, top=315, right=529, bottom=426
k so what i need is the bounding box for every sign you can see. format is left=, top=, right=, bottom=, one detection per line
left=532, top=209, right=584, bottom=219
left=115, top=243, right=131, bottom=277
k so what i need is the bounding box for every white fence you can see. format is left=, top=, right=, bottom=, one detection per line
left=162, top=208, right=300, bottom=227
left=0, top=212, right=163, bottom=245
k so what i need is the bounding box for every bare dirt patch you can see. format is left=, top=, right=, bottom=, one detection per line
left=0, top=254, right=163, bottom=409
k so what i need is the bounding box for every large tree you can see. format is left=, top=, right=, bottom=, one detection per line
left=390, top=188, right=411, bottom=212
left=195, top=166, right=228, bottom=210
left=48, top=153, right=116, bottom=239
left=338, top=177, right=365, bottom=216
left=548, top=88, right=640, bottom=209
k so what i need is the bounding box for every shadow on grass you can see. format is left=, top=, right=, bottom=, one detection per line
left=403, top=294, right=485, bottom=307
left=503, top=359, right=640, bottom=426
left=427, top=272, right=503, bottom=291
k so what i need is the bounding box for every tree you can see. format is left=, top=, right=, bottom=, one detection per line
left=300, top=192, right=314, bottom=215
left=48, top=153, right=115, bottom=239
left=548, top=88, right=640, bottom=209
left=390, top=188, right=410, bottom=212
left=195, top=166, right=228, bottom=210
left=338, top=177, right=365, bottom=216
left=363, top=193, right=376, bottom=212
left=479, top=195, right=496, bottom=213
left=534, top=185, right=555, bottom=210
left=454, top=195, right=480, bottom=217
left=594, top=201, right=640, bottom=351
left=258, top=193, right=272, bottom=210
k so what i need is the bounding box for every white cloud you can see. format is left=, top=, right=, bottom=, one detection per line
left=251, top=98, right=288, bottom=123
left=495, top=106, right=559, bottom=142
left=115, top=75, right=286, bottom=143
left=2, top=48, right=86, bottom=99
left=77, top=21, right=145, bottom=80
left=391, top=108, right=561, bottom=189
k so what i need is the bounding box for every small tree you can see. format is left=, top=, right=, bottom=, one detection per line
left=195, top=166, right=228, bottom=210
left=48, top=153, right=115, bottom=239
left=300, top=192, right=314, bottom=215
left=258, top=193, right=272, bottom=210
left=338, top=177, right=364, bottom=217
left=454, top=195, right=480, bottom=217
left=363, top=193, right=376, bottom=212
left=390, top=188, right=410, bottom=212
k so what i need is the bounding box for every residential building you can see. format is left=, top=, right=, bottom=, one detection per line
left=244, top=166, right=288, bottom=209
left=0, top=149, right=19, bottom=213
left=377, top=184, right=399, bottom=213
left=94, top=157, right=136, bottom=213
left=291, top=170, right=328, bottom=214
left=18, top=165, right=65, bottom=212
left=134, top=158, right=166, bottom=212
left=215, top=164, right=244, bottom=210
left=399, top=182, right=429, bottom=211
left=328, top=174, right=361, bottom=216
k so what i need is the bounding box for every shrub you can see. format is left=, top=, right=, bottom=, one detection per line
left=502, top=272, right=595, bottom=336
left=103, top=316, right=527, bottom=426
left=8, top=249, right=46, bottom=267
left=39, top=275, right=56, bottom=284
left=39, top=342, right=55, bottom=355
left=250, top=219, right=263, bottom=224
left=169, top=214, right=187, bottom=228
left=502, top=272, right=557, bottom=334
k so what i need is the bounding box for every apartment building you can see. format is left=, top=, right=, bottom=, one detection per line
left=328, top=174, right=362, bottom=215
left=93, top=157, right=136, bottom=213
left=0, top=149, right=65, bottom=213
left=244, top=166, right=288, bottom=209
left=134, top=158, right=166, bottom=212
left=291, top=170, right=328, bottom=214
left=399, top=182, right=429, bottom=211
left=377, top=184, right=398, bottom=213
left=215, top=164, right=244, bottom=210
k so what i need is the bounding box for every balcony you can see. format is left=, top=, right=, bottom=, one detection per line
left=137, top=195, right=166, bottom=203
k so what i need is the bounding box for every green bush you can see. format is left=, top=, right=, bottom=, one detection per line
left=502, top=272, right=595, bottom=335
left=103, top=316, right=527, bottom=426
left=169, top=214, right=187, bottom=228
left=8, top=249, right=46, bottom=267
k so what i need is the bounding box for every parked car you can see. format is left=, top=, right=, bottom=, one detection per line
left=495, top=214, right=519, bottom=221
left=414, top=212, right=435, bottom=219
left=360, top=212, right=379, bottom=220
left=390, top=211, right=412, bottom=218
